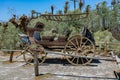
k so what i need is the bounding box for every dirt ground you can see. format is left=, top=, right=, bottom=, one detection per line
left=0, top=51, right=119, bottom=80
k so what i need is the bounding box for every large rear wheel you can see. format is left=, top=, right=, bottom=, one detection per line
left=64, top=35, right=95, bottom=66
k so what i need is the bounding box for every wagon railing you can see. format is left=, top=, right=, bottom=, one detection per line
left=40, top=12, right=88, bottom=22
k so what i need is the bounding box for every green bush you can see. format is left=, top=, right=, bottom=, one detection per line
left=0, top=23, right=21, bottom=49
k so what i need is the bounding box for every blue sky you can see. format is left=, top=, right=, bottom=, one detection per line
left=0, top=0, right=111, bottom=21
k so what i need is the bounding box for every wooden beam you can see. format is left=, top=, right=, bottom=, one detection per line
left=9, top=52, right=14, bottom=62
left=34, top=52, right=39, bottom=76
left=41, top=13, right=88, bottom=16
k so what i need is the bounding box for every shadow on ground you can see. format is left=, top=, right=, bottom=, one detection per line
left=32, top=57, right=101, bottom=66
left=34, top=73, right=117, bottom=80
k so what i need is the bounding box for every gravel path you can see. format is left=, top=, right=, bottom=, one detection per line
left=0, top=53, right=119, bottom=80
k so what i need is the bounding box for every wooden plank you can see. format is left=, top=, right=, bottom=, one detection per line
left=41, top=13, right=88, bottom=16
left=1, top=49, right=116, bottom=61
left=1, top=49, right=23, bottom=52
left=36, top=40, right=67, bottom=46
left=45, top=50, right=116, bottom=61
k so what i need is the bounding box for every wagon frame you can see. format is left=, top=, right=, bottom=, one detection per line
left=20, top=12, right=97, bottom=66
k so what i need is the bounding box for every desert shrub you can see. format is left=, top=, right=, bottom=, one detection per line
left=0, top=23, right=21, bottom=50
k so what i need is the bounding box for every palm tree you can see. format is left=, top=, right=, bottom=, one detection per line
left=51, top=5, right=54, bottom=14
left=95, top=1, right=111, bottom=30
left=70, top=0, right=77, bottom=10
left=93, top=0, right=120, bottom=33
left=88, top=1, right=110, bottom=32
left=79, top=0, right=85, bottom=11
left=13, top=14, right=16, bottom=19
left=64, top=1, right=69, bottom=14
left=96, top=3, right=100, bottom=14
left=31, top=10, right=36, bottom=18
left=111, top=0, right=116, bottom=6
left=85, top=5, right=90, bottom=17
left=57, top=10, right=63, bottom=14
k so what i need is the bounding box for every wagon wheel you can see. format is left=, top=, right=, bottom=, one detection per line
left=22, top=44, right=47, bottom=65
left=64, top=35, right=95, bottom=66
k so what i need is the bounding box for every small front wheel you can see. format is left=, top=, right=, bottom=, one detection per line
left=22, top=44, right=47, bottom=65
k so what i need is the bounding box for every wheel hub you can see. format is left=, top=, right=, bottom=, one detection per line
left=77, top=48, right=82, bottom=53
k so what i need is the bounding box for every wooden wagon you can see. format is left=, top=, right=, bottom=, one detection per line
left=19, top=12, right=97, bottom=66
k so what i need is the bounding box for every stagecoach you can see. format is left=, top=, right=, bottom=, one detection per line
left=18, top=12, right=97, bottom=66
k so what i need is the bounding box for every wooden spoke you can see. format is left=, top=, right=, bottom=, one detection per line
left=71, top=57, right=76, bottom=62
left=76, top=57, right=79, bottom=64
left=80, top=36, right=83, bottom=47
left=23, top=44, right=47, bottom=65
left=75, top=37, right=79, bottom=48
left=80, top=57, right=84, bottom=64
left=69, top=40, right=77, bottom=49
left=81, top=39, right=88, bottom=49
left=23, top=50, right=34, bottom=64
left=66, top=45, right=76, bottom=51
left=64, top=35, right=95, bottom=66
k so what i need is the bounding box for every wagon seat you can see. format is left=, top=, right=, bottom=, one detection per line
left=57, top=30, right=72, bottom=41
left=27, top=22, right=45, bottom=44
left=42, top=30, right=72, bottom=42
left=81, top=26, right=95, bottom=45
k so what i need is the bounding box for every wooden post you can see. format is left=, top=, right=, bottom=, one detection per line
left=34, top=52, right=39, bottom=76
left=9, top=51, right=14, bottom=62
left=114, top=70, right=120, bottom=79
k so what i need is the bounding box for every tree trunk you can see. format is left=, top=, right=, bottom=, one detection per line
left=110, top=25, right=120, bottom=41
